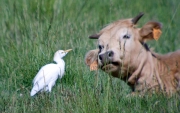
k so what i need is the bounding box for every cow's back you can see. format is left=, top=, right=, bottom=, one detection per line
left=155, top=50, right=180, bottom=72
left=153, top=50, right=180, bottom=93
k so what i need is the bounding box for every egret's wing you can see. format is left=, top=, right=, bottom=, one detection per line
left=33, top=64, right=58, bottom=84
left=30, top=64, right=59, bottom=96
left=32, top=72, right=58, bottom=93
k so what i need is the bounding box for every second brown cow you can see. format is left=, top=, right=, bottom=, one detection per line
left=85, top=13, right=180, bottom=95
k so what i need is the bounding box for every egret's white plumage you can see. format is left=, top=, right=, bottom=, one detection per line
left=30, top=49, right=72, bottom=96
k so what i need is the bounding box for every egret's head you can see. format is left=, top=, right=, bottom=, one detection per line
left=54, top=49, right=72, bottom=60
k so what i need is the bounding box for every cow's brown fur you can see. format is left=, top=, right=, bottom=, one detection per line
left=85, top=13, right=180, bottom=95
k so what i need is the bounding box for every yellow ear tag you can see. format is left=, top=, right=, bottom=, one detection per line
left=153, top=28, right=162, bottom=41
left=90, top=61, right=98, bottom=71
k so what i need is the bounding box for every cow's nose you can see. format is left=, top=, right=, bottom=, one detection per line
left=99, top=51, right=114, bottom=65
left=107, top=51, right=114, bottom=57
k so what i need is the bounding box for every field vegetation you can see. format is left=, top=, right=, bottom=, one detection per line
left=0, top=0, right=180, bottom=112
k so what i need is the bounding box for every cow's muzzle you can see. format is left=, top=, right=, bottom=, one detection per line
left=99, top=51, right=114, bottom=66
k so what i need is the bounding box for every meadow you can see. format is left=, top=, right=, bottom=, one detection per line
left=0, top=0, right=180, bottom=112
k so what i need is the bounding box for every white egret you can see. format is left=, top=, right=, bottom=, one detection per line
left=30, top=49, right=72, bottom=96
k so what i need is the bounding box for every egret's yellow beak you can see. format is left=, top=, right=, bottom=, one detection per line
left=64, top=49, right=72, bottom=52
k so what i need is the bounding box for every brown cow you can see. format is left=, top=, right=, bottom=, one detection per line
left=85, top=13, right=180, bottom=95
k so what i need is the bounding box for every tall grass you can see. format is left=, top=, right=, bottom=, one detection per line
left=0, top=0, right=180, bottom=112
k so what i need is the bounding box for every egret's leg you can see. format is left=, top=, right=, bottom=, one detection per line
left=40, top=85, right=48, bottom=92
left=45, top=86, right=49, bottom=92
left=48, top=81, right=55, bottom=92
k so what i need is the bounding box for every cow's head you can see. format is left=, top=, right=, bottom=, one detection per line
left=85, top=13, right=162, bottom=78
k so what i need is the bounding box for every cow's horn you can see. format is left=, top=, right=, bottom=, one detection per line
left=132, top=12, right=144, bottom=24
left=89, top=34, right=100, bottom=39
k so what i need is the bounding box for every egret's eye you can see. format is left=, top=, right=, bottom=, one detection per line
left=123, top=34, right=130, bottom=39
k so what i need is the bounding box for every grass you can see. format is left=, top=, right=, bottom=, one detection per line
left=0, top=0, right=180, bottom=112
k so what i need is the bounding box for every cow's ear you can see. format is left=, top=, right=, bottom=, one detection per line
left=139, top=21, right=162, bottom=41
left=85, top=49, right=99, bottom=66
left=89, top=34, right=101, bottom=39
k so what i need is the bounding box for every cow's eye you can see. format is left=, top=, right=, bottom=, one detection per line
left=98, top=45, right=102, bottom=50
left=123, top=34, right=130, bottom=39
left=98, top=45, right=103, bottom=52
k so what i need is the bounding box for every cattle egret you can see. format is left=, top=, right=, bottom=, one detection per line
left=30, top=49, right=72, bottom=96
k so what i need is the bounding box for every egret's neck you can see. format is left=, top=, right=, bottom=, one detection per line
left=53, top=58, right=65, bottom=67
